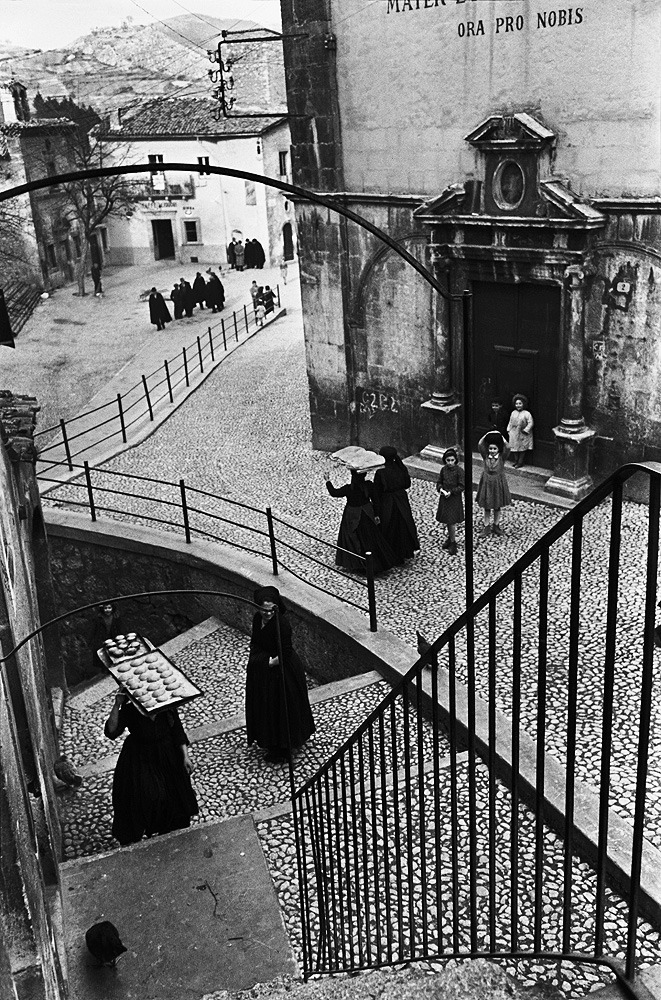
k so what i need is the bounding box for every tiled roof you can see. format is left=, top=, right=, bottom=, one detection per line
left=102, top=99, right=286, bottom=139
left=0, top=117, right=77, bottom=136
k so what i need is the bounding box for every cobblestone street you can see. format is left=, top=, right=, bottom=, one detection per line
left=17, top=264, right=661, bottom=993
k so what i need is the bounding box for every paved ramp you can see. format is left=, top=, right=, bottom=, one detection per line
left=61, top=815, right=297, bottom=1000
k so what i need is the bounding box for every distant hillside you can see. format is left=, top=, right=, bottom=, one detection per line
left=1, top=14, right=286, bottom=118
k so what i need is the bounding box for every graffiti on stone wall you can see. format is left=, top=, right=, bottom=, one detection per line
left=357, top=387, right=399, bottom=419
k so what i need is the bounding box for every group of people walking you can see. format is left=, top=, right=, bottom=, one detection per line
left=100, top=584, right=315, bottom=846
left=249, top=281, right=276, bottom=326
left=147, top=270, right=225, bottom=330
left=227, top=238, right=266, bottom=271
left=325, top=393, right=535, bottom=568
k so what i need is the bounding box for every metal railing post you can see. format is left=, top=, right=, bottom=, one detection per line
left=183, top=346, right=189, bottom=386
left=180, top=479, right=191, bottom=543
left=208, top=326, right=215, bottom=362
left=277, top=283, right=281, bottom=307
left=142, top=375, right=154, bottom=421
left=83, top=461, right=96, bottom=521
left=243, top=303, right=249, bottom=332
left=197, top=335, right=204, bottom=373
left=266, top=507, right=279, bottom=575
left=365, top=552, right=377, bottom=632
left=164, top=360, right=173, bottom=403
left=60, top=419, right=73, bottom=471
left=233, top=311, right=239, bottom=342
left=221, top=318, right=227, bottom=351
left=116, top=394, right=127, bottom=443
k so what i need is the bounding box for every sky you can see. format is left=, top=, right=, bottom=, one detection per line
left=0, top=0, right=282, bottom=50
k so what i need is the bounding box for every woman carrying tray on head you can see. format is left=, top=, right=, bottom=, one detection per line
left=104, top=690, right=198, bottom=845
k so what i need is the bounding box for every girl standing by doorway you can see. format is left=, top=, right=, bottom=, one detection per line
left=476, top=431, right=511, bottom=537
left=507, top=393, right=534, bottom=468
left=435, top=448, right=464, bottom=556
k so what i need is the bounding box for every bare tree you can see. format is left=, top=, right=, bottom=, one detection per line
left=55, top=129, right=133, bottom=296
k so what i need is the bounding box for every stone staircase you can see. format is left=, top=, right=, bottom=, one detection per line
left=55, top=617, right=661, bottom=1000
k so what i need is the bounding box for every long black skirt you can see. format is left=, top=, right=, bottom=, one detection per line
left=335, top=507, right=400, bottom=574
left=111, top=736, right=198, bottom=845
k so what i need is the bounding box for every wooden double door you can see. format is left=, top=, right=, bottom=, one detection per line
left=471, top=281, right=561, bottom=469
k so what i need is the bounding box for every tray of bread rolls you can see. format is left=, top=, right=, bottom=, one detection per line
left=96, top=632, right=202, bottom=715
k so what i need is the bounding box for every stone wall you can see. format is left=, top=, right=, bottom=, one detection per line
left=328, top=0, right=660, bottom=200
left=583, top=210, right=661, bottom=477
left=0, top=396, right=67, bottom=1000
left=45, top=511, right=396, bottom=690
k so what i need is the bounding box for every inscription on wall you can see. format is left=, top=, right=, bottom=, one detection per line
left=357, top=388, right=400, bottom=419
left=385, top=1, right=584, bottom=38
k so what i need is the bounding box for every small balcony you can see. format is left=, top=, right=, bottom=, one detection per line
left=128, top=173, right=195, bottom=202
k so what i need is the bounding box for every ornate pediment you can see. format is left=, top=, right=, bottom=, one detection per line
left=415, top=179, right=604, bottom=228
left=465, top=112, right=555, bottom=151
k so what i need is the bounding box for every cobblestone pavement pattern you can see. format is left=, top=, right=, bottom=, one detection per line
left=12, top=264, right=660, bottom=995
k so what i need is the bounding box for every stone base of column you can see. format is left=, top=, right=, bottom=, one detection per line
left=544, top=424, right=596, bottom=501
left=418, top=398, right=462, bottom=462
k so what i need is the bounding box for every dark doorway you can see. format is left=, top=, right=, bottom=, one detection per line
left=152, top=219, right=175, bottom=260
left=471, top=281, right=561, bottom=468
left=282, top=221, right=294, bottom=261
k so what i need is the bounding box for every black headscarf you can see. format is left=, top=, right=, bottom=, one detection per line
left=253, top=586, right=287, bottom=612
left=377, top=446, right=409, bottom=490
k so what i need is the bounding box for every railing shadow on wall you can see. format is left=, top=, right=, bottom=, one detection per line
left=34, top=287, right=281, bottom=476
left=291, top=462, right=661, bottom=997
left=36, top=460, right=378, bottom=631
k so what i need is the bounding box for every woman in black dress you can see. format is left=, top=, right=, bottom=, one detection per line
left=326, top=468, right=400, bottom=574
left=372, top=445, right=420, bottom=562
left=245, top=586, right=315, bottom=762
left=104, top=690, right=198, bottom=845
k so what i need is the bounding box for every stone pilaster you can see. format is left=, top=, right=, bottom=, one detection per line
left=418, top=253, right=461, bottom=464
left=545, top=265, right=596, bottom=500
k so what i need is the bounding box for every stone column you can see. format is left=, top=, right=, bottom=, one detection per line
left=416, top=252, right=461, bottom=467
left=545, top=264, right=596, bottom=500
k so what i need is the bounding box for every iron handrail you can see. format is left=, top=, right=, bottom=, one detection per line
left=291, top=460, right=661, bottom=993
left=40, top=461, right=376, bottom=623
left=32, top=289, right=271, bottom=440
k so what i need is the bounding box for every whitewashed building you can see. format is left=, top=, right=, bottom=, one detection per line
left=99, top=98, right=296, bottom=269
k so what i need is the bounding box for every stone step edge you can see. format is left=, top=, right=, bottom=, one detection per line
left=75, top=669, right=386, bottom=778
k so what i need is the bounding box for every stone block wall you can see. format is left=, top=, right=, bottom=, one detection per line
left=44, top=511, right=391, bottom=690
left=584, top=208, right=661, bottom=478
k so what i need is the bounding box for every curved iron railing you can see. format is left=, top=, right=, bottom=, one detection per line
left=37, top=460, right=378, bottom=629
left=35, top=287, right=280, bottom=475
left=291, top=462, right=661, bottom=997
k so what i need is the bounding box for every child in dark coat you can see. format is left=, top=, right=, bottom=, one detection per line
left=435, top=448, right=464, bottom=556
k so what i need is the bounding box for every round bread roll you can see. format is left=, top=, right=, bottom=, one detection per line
left=145, top=653, right=159, bottom=663
left=144, top=670, right=159, bottom=682
left=164, top=679, right=180, bottom=690
left=155, top=692, right=169, bottom=702
left=126, top=677, right=141, bottom=690
left=115, top=634, right=125, bottom=641
left=117, top=663, right=132, bottom=673
left=126, top=632, right=137, bottom=640
left=131, top=655, right=146, bottom=665
left=147, top=680, right=164, bottom=691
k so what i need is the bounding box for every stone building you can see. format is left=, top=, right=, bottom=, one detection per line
left=98, top=99, right=296, bottom=269
left=0, top=391, right=67, bottom=999
left=280, top=0, right=661, bottom=497
left=0, top=80, right=83, bottom=291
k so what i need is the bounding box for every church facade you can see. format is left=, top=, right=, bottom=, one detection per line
left=280, top=0, right=661, bottom=497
